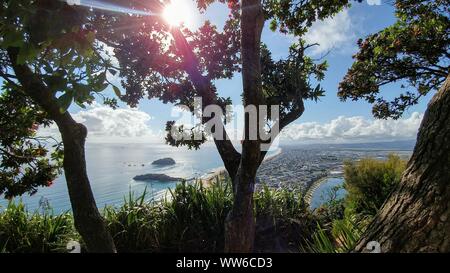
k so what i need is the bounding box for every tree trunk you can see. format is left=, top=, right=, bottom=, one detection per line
left=355, top=74, right=450, bottom=253
left=8, top=48, right=116, bottom=253
left=225, top=166, right=258, bottom=252
left=56, top=119, right=117, bottom=253
left=224, top=0, right=265, bottom=253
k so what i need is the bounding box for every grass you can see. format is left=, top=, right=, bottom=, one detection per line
left=0, top=201, right=78, bottom=253
left=0, top=176, right=321, bottom=253
left=104, top=178, right=233, bottom=252
left=105, top=177, right=318, bottom=252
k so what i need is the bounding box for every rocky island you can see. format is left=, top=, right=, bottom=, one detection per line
left=133, top=173, right=183, bottom=182
left=151, top=157, right=176, bottom=166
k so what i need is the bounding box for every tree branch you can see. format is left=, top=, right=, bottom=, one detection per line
left=170, top=28, right=242, bottom=179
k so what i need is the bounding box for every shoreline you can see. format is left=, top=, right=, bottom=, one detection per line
left=304, top=171, right=345, bottom=207
left=199, top=147, right=283, bottom=184
left=304, top=176, right=328, bottom=207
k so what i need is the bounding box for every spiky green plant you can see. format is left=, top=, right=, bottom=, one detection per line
left=104, top=179, right=234, bottom=252
left=0, top=201, right=77, bottom=253
left=302, top=214, right=366, bottom=253
left=0, top=176, right=321, bottom=253
left=104, top=177, right=317, bottom=252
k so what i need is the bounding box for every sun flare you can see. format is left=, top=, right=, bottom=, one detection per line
left=162, top=0, right=191, bottom=27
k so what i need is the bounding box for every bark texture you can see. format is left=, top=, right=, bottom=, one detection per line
left=355, top=74, right=450, bottom=253
left=8, top=48, right=116, bottom=253
left=224, top=0, right=265, bottom=253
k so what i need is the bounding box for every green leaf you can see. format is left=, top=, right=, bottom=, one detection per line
left=17, top=44, right=40, bottom=65
left=269, top=20, right=278, bottom=32
left=314, top=84, right=322, bottom=93
left=90, top=72, right=108, bottom=92
left=112, top=85, right=122, bottom=97
left=95, top=72, right=107, bottom=86
left=57, top=93, right=73, bottom=113
left=98, top=83, right=110, bottom=92
left=75, top=101, right=86, bottom=109
left=1, top=30, right=24, bottom=47
left=86, top=31, right=96, bottom=44
left=73, top=83, right=94, bottom=102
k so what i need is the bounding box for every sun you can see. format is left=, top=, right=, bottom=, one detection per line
left=162, top=0, right=191, bottom=27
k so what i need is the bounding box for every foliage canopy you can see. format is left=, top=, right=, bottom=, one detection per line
left=339, top=0, right=449, bottom=119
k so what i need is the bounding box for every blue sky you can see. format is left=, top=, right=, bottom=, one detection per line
left=143, top=2, right=426, bottom=125
left=56, top=0, right=429, bottom=143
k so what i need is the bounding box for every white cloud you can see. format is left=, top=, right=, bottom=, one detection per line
left=38, top=103, right=164, bottom=143
left=74, top=104, right=152, bottom=137
left=65, top=0, right=81, bottom=5
left=281, top=112, right=423, bottom=143
left=367, top=0, right=382, bottom=5
left=304, top=9, right=355, bottom=56
left=38, top=104, right=423, bottom=145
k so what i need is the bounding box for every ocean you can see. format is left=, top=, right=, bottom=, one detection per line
left=0, top=143, right=227, bottom=212
left=0, top=142, right=282, bottom=213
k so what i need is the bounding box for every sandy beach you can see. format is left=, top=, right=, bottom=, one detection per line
left=304, top=176, right=328, bottom=206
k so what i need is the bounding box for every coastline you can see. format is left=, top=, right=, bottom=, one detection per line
left=200, top=147, right=283, bottom=184
left=304, top=176, right=328, bottom=207
left=304, top=171, right=345, bottom=207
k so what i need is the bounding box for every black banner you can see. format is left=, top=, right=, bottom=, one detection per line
left=1, top=253, right=447, bottom=272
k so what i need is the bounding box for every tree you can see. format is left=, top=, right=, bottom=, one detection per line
left=97, top=0, right=360, bottom=251
left=0, top=0, right=119, bottom=252
left=339, top=0, right=449, bottom=119
left=0, top=89, right=63, bottom=198
left=339, top=0, right=449, bottom=252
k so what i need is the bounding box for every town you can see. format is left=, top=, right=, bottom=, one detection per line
left=256, top=147, right=412, bottom=192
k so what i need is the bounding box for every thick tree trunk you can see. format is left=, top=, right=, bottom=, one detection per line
left=56, top=119, right=117, bottom=253
left=355, top=74, right=450, bottom=253
left=8, top=48, right=116, bottom=253
left=225, top=166, right=258, bottom=252
left=224, top=0, right=265, bottom=252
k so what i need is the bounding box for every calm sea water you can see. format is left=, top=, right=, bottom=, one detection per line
left=310, top=177, right=346, bottom=209
left=0, top=143, right=229, bottom=213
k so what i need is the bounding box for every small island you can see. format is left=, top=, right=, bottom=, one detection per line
left=133, top=173, right=183, bottom=182
left=151, top=157, right=176, bottom=166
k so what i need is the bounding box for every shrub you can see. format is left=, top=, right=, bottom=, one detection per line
left=343, top=154, right=406, bottom=217
left=314, top=185, right=346, bottom=224
left=305, top=154, right=407, bottom=253
left=302, top=213, right=366, bottom=253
